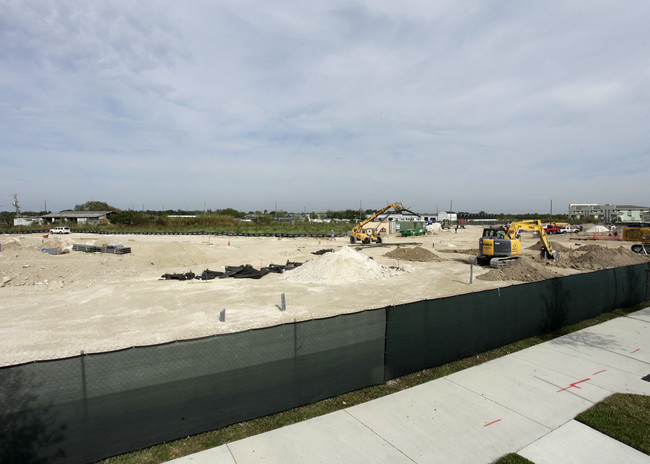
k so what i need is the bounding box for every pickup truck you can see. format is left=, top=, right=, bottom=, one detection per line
left=557, top=225, right=580, bottom=234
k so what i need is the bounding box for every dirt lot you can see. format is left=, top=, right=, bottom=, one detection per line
left=1, top=226, right=647, bottom=366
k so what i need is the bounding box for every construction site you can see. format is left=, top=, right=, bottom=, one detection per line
left=2, top=206, right=650, bottom=464
left=1, top=219, right=648, bottom=367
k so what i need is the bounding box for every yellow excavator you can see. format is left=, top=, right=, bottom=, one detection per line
left=350, top=202, right=411, bottom=244
left=622, top=225, right=650, bottom=254
left=469, top=219, right=559, bottom=268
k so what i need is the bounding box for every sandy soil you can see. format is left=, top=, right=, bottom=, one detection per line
left=1, top=226, right=647, bottom=366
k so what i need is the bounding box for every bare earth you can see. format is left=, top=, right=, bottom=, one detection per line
left=1, top=226, right=647, bottom=366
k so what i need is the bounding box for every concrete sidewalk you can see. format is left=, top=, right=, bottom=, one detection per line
left=168, top=307, right=650, bottom=464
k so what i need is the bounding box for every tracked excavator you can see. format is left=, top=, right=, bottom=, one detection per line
left=350, top=202, right=416, bottom=244
left=469, top=219, right=559, bottom=268
left=622, top=225, right=650, bottom=254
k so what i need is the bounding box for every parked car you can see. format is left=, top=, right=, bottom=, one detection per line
left=49, top=226, right=71, bottom=234
left=544, top=224, right=560, bottom=234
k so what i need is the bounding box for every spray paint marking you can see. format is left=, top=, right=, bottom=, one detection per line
left=483, top=419, right=501, bottom=427
left=557, top=378, right=590, bottom=393
left=593, top=370, right=607, bottom=376
left=631, top=349, right=640, bottom=354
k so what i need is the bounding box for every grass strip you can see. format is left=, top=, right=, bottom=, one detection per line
left=576, top=393, right=650, bottom=455
left=99, top=303, right=648, bottom=464
left=492, top=453, right=535, bottom=464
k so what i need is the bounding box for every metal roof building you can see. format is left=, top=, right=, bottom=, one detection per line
left=40, top=211, right=116, bottom=224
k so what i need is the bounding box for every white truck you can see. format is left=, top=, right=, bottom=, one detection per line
left=49, top=226, right=71, bottom=234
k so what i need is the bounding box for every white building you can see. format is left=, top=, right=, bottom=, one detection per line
left=13, top=216, right=43, bottom=226
left=569, top=204, right=649, bottom=223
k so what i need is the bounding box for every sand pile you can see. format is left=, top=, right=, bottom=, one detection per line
left=527, top=240, right=570, bottom=252
left=0, top=237, right=24, bottom=252
left=283, top=246, right=402, bottom=283
left=385, top=246, right=443, bottom=262
left=477, top=256, right=559, bottom=282
left=563, top=244, right=649, bottom=270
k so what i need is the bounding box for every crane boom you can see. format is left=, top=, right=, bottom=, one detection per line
left=353, top=202, right=404, bottom=235
left=350, top=202, right=409, bottom=244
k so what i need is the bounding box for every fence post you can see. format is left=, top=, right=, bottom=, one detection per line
left=80, top=350, right=88, bottom=420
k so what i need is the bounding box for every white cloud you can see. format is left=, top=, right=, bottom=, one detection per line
left=1, top=0, right=649, bottom=214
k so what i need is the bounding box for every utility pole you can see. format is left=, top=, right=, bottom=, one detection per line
left=13, top=194, right=21, bottom=217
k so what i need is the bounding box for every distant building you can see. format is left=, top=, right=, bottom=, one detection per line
left=13, top=216, right=43, bottom=226
left=568, top=204, right=649, bottom=223
left=40, top=211, right=116, bottom=224
left=375, top=212, right=460, bottom=223
left=433, top=211, right=457, bottom=222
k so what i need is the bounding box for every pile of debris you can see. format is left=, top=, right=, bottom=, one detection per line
left=161, top=260, right=302, bottom=281
left=384, top=246, right=442, bottom=262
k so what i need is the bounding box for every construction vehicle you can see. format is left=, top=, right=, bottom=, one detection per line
left=469, top=219, right=559, bottom=268
left=622, top=225, right=650, bottom=254
left=350, top=202, right=410, bottom=244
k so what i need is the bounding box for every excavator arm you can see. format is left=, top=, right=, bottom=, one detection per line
left=507, top=220, right=557, bottom=260
left=470, top=219, right=559, bottom=267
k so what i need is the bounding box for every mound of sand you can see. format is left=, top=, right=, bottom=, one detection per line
left=527, top=240, right=570, bottom=252
left=283, top=246, right=402, bottom=283
left=477, top=256, right=559, bottom=282
left=0, top=237, right=24, bottom=251
left=563, top=244, right=649, bottom=270
left=384, top=246, right=443, bottom=262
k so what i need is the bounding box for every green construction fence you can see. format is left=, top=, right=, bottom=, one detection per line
left=0, top=263, right=647, bottom=463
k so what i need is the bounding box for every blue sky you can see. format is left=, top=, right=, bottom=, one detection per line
left=2, top=1, right=649, bottom=214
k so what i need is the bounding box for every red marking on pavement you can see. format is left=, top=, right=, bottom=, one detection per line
left=483, top=419, right=501, bottom=427
left=631, top=349, right=640, bottom=354
left=557, top=378, right=590, bottom=393
left=593, top=370, right=607, bottom=375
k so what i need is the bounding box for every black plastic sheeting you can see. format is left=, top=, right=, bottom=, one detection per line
left=72, top=244, right=131, bottom=254
left=161, top=261, right=303, bottom=281
left=1, top=263, right=647, bottom=464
